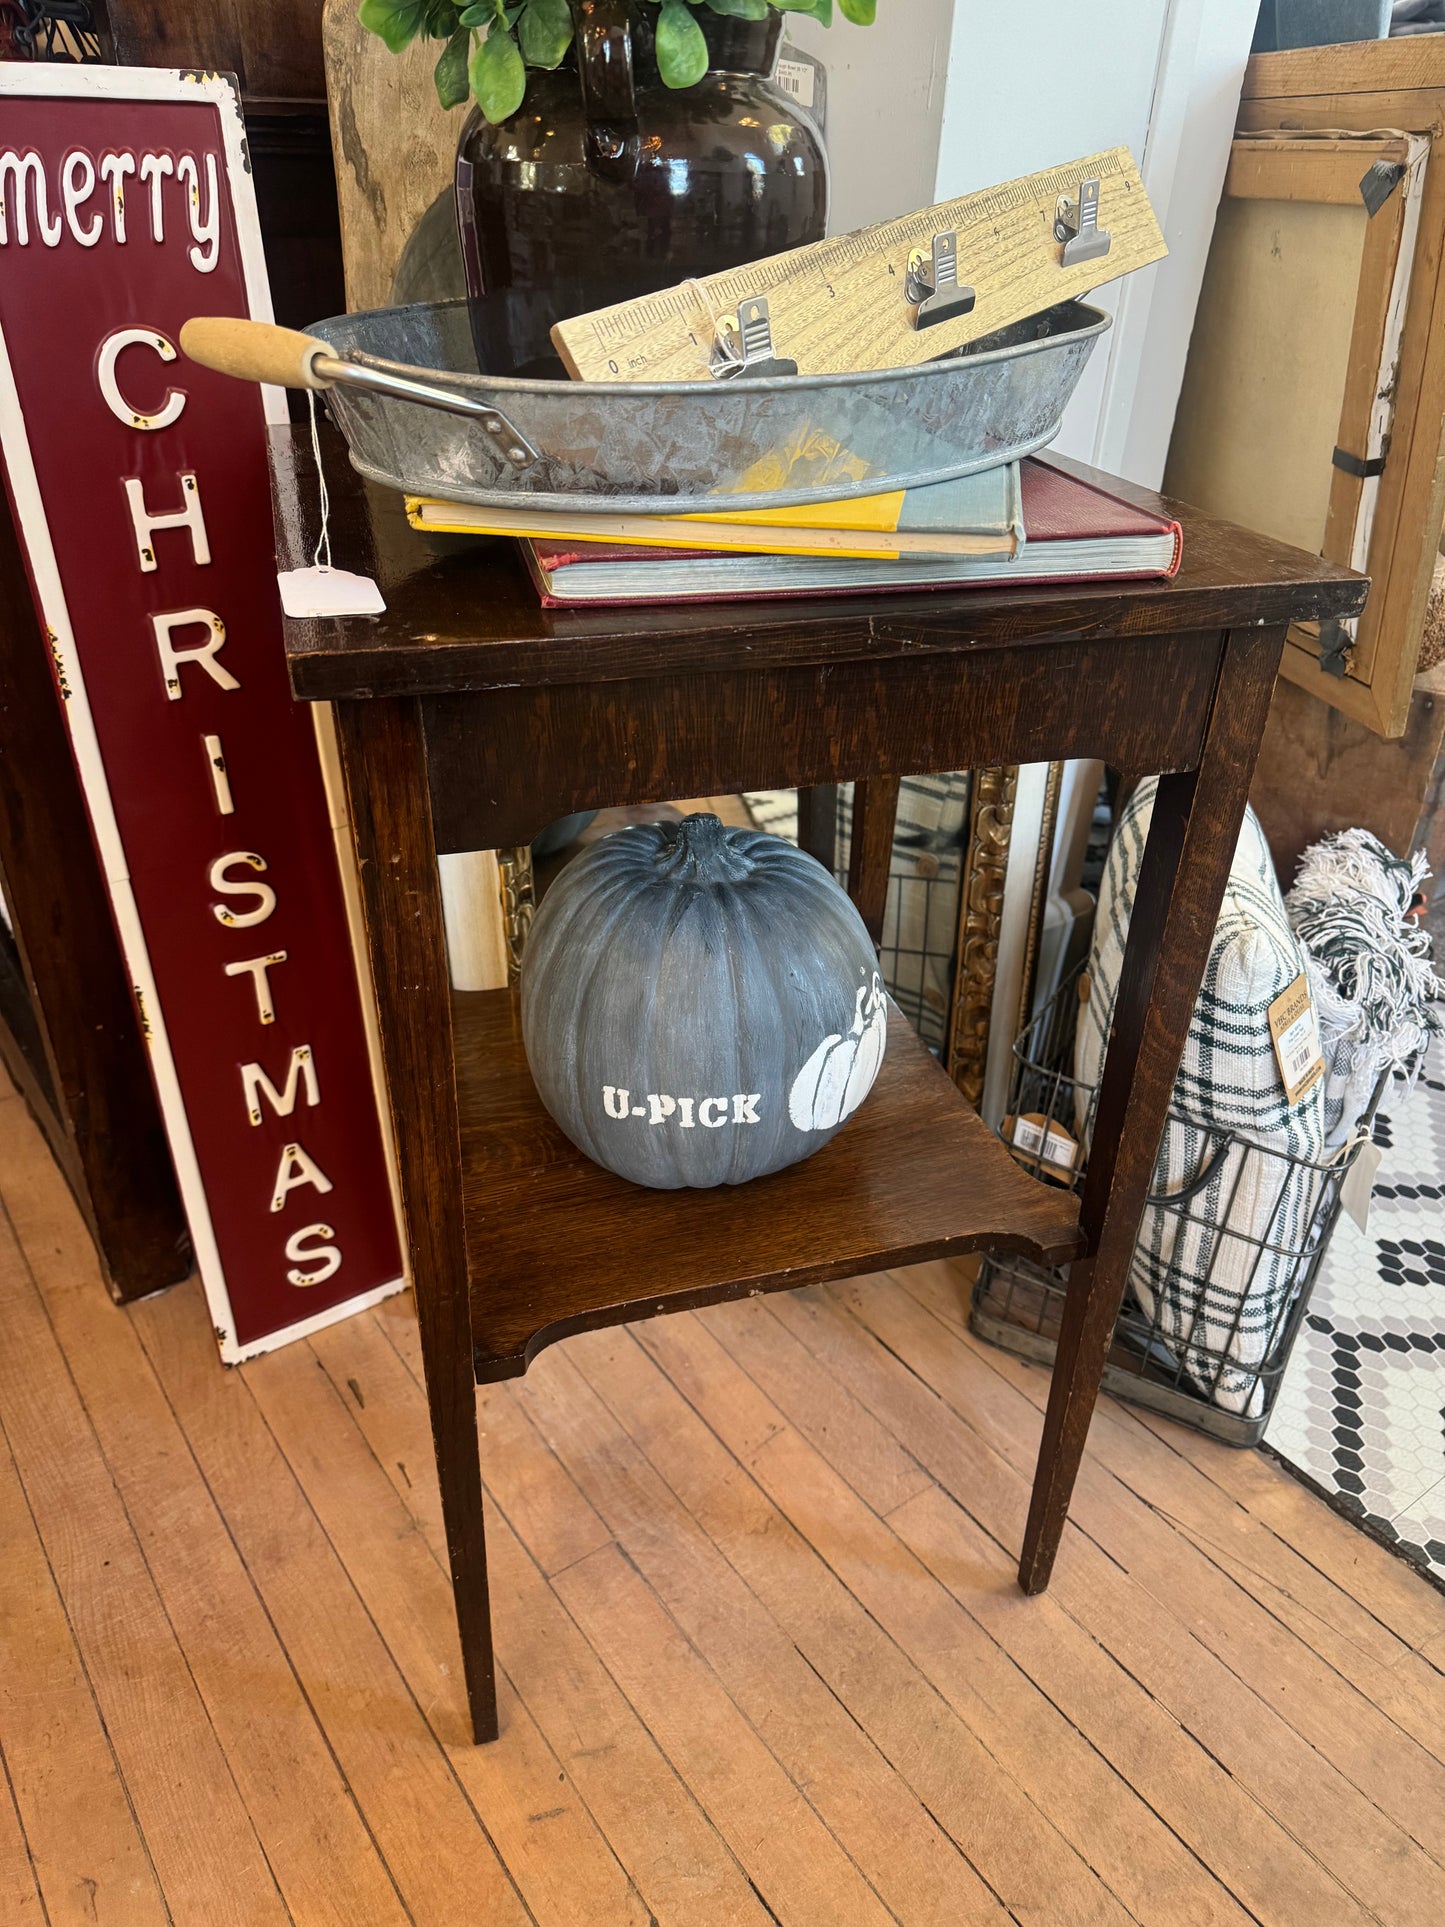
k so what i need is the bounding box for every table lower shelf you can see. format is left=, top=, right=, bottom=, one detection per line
left=454, top=990, right=1083, bottom=1381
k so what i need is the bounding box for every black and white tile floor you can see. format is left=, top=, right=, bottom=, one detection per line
left=1267, top=1064, right=1445, bottom=1585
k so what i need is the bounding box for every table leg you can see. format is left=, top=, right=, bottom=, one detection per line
left=1018, top=626, right=1285, bottom=1594
left=848, top=775, right=902, bottom=946
left=333, top=696, right=499, bottom=1743
left=797, top=784, right=839, bottom=875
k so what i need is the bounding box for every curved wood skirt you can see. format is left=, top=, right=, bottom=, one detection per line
left=455, top=992, right=1082, bottom=1381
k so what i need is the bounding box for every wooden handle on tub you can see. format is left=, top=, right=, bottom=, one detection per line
left=180, top=317, right=334, bottom=390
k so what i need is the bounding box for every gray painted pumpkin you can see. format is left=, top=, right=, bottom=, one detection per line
left=520, top=813, right=887, bottom=1190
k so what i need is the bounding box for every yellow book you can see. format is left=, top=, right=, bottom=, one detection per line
left=403, top=463, right=1024, bottom=562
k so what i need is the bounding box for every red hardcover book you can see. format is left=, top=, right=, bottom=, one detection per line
left=523, top=458, right=1183, bottom=608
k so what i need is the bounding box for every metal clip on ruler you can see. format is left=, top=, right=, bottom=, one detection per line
left=551, top=146, right=1165, bottom=385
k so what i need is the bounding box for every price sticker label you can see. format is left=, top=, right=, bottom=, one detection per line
left=775, top=57, right=816, bottom=109
left=1007, top=1111, right=1079, bottom=1176
left=1268, top=972, right=1325, bottom=1107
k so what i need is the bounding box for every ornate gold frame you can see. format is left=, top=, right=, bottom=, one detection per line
left=497, top=845, right=536, bottom=984
left=946, top=765, right=1018, bottom=1107
left=1015, top=760, right=1065, bottom=1042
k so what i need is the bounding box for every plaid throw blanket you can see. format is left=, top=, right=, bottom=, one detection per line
left=1076, top=779, right=1326, bottom=1414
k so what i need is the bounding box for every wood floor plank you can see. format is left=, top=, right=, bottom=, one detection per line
left=702, top=1291, right=1323, bottom=1912
left=903, top=1268, right=1445, bottom=1868
left=0, top=1428, right=166, bottom=1927
left=702, top=1293, right=935, bottom=1517
left=568, top=1332, right=1081, bottom=1926
left=1123, top=1404, right=1445, bottom=1755
left=0, top=1745, right=45, bottom=1927
left=0, top=1103, right=414, bottom=1927
left=568, top=1325, right=1137, bottom=1927
left=833, top=1269, right=1445, bottom=1926
left=629, top=1307, right=1253, bottom=1927
left=517, top=1340, right=1004, bottom=1927
left=799, top=1265, right=1445, bottom=1776
left=1129, top=1387, right=1445, bottom=1652
left=1123, top=1404, right=1445, bottom=1773
left=6, top=1030, right=1444, bottom=1927
left=0, top=1196, right=287, bottom=1926
left=910, top=1259, right=1445, bottom=1694
left=553, top=1539, right=897, bottom=1927
left=317, top=1313, right=761, bottom=1927
left=130, top=1281, right=533, bottom=1927
left=275, top=1313, right=762, bottom=1927
left=380, top=1303, right=616, bottom=1579
left=767, top=1281, right=1378, bottom=1927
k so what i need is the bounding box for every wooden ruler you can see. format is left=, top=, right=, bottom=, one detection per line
left=552, top=146, right=1166, bottom=384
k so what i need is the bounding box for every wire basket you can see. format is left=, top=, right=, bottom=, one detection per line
left=746, top=780, right=972, bottom=1056
left=972, top=968, right=1387, bottom=1445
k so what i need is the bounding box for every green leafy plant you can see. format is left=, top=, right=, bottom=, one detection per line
left=359, top=0, right=876, bottom=125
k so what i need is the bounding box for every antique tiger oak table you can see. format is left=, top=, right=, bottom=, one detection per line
left=273, top=424, right=1365, bottom=1745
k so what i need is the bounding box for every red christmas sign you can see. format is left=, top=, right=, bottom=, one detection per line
left=0, top=66, right=404, bottom=1358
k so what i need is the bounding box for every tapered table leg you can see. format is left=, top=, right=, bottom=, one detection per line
left=1019, top=626, right=1285, bottom=1593
left=334, top=695, right=498, bottom=1742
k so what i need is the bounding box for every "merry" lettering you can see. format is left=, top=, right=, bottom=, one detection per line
left=0, top=145, right=220, bottom=271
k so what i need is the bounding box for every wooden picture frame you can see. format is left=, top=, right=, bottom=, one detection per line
left=1216, top=37, right=1445, bottom=741
left=1168, top=130, right=1428, bottom=736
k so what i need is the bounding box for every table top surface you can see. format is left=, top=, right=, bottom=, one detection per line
left=272, top=424, right=1368, bottom=704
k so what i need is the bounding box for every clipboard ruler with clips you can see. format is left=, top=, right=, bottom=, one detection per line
left=552, top=145, right=1167, bottom=385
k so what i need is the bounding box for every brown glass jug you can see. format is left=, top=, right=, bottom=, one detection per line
left=454, top=2, right=828, bottom=378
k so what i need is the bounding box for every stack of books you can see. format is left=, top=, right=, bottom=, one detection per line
left=405, top=457, right=1183, bottom=608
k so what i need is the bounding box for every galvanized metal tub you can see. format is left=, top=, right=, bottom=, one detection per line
left=307, top=297, right=1111, bottom=516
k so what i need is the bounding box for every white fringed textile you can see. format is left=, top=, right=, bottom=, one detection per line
left=1286, top=828, right=1442, bottom=1146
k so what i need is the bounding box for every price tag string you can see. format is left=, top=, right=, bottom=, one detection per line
left=274, top=394, right=386, bottom=620
left=307, top=388, right=332, bottom=572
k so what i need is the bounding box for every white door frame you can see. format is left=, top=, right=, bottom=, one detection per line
left=1086, top=0, right=1262, bottom=487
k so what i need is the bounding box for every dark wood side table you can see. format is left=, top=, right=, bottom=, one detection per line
left=273, top=425, right=1365, bottom=1745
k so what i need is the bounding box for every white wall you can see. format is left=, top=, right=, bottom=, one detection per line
left=932, top=0, right=1259, bottom=482
left=933, top=0, right=1171, bottom=469
left=790, top=0, right=1257, bottom=486
left=1091, top=0, right=1261, bottom=484
left=783, top=1, right=956, bottom=235
left=934, top=1, right=1167, bottom=197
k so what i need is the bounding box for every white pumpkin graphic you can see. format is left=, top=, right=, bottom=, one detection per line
left=788, top=972, right=887, bottom=1133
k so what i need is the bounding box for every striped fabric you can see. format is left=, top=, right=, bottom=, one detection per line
left=1075, top=778, right=1326, bottom=1414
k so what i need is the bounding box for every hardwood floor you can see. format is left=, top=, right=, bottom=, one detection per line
left=4, top=1077, right=1445, bottom=1926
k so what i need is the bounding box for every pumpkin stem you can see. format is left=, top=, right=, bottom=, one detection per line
left=658, top=812, right=750, bottom=882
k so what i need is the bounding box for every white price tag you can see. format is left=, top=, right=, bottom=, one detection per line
left=775, top=57, right=816, bottom=109
left=277, top=565, right=386, bottom=619
left=1340, top=1139, right=1383, bottom=1234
